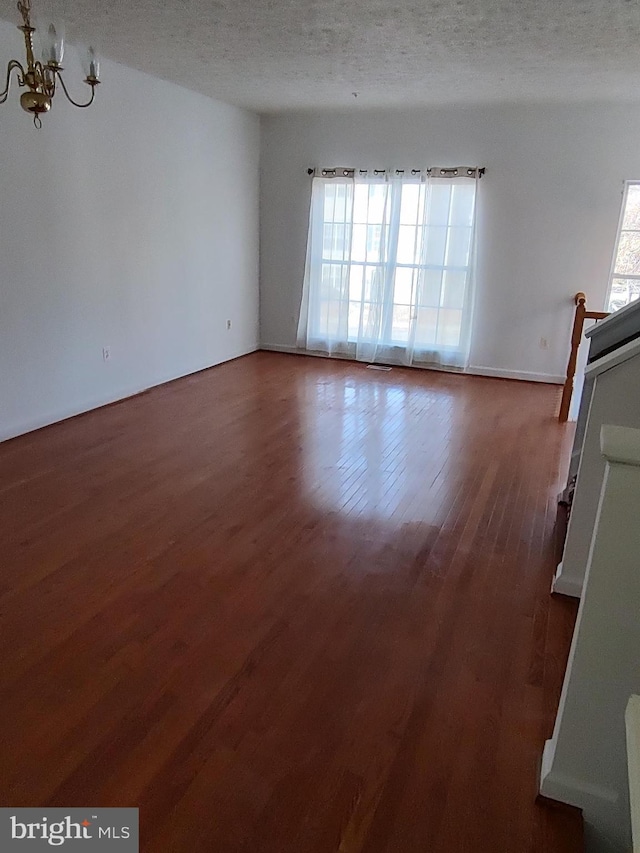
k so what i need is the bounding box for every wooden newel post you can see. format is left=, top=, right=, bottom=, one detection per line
left=558, top=292, right=587, bottom=423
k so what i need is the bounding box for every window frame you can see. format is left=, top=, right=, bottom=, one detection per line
left=313, top=178, right=474, bottom=351
left=605, top=179, right=640, bottom=313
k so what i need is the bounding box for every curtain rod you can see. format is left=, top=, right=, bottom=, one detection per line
left=306, top=166, right=485, bottom=179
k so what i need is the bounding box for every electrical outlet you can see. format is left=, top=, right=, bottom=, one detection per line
left=539, top=337, right=548, bottom=350
left=226, top=319, right=232, bottom=330
left=102, top=346, right=111, bottom=362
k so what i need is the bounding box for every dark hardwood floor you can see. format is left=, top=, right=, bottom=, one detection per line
left=0, top=352, right=581, bottom=851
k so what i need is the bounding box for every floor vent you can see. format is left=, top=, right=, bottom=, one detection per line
left=366, top=365, right=392, bottom=371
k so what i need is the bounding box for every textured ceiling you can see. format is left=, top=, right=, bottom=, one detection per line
left=1, top=0, right=640, bottom=112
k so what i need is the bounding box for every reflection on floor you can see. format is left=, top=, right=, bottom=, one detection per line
left=0, top=351, right=581, bottom=852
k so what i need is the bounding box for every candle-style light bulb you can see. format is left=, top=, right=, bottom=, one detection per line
left=41, top=21, right=65, bottom=66
left=82, top=45, right=100, bottom=81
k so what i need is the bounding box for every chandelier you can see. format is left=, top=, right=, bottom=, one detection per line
left=0, top=0, right=100, bottom=128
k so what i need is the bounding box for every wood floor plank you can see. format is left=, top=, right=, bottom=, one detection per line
left=0, top=352, right=581, bottom=851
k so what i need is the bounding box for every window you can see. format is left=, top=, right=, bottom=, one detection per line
left=298, top=172, right=478, bottom=369
left=607, top=181, right=640, bottom=313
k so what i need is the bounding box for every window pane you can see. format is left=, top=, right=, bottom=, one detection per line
left=364, top=265, right=384, bottom=302
left=400, top=184, right=420, bottom=225
left=614, top=230, right=640, bottom=275
left=394, top=267, right=415, bottom=305
left=352, top=224, right=366, bottom=262
left=321, top=264, right=348, bottom=301
left=353, top=184, right=369, bottom=223
left=348, top=302, right=361, bottom=338
left=332, top=183, right=351, bottom=224
left=436, top=309, right=462, bottom=346
left=609, top=278, right=640, bottom=313
left=320, top=265, right=332, bottom=300
left=441, top=270, right=467, bottom=309
left=322, top=224, right=332, bottom=257
left=428, top=184, right=452, bottom=226
left=423, top=226, right=447, bottom=266
left=323, top=223, right=349, bottom=260
left=337, top=264, right=349, bottom=297
left=367, top=184, right=388, bottom=224
left=392, top=305, right=411, bottom=342
left=366, top=224, right=383, bottom=262
left=415, top=184, right=427, bottom=226
left=324, top=184, right=336, bottom=222
left=622, top=185, right=640, bottom=230
left=418, top=269, right=443, bottom=307
left=318, top=301, right=330, bottom=335
left=360, top=302, right=382, bottom=339
left=449, top=184, right=476, bottom=227
left=397, top=225, right=420, bottom=264
left=415, top=307, right=438, bottom=345
left=446, top=227, right=472, bottom=267
left=349, top=264, right=364, bottom=301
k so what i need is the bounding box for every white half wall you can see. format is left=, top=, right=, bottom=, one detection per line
left=0, top=19, right=260, bottom=442
left=553, top=341, right=640, bottom=598
left=259, top=103, right=640, bottom=380
left=541, top=425, right=640, bottom=852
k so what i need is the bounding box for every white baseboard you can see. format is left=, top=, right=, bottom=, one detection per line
left=260, top=343, right=300, bottom=355
left=260, top=344, right=358, bottom=363
left=1, top=389, right=145, bottom=443
left=260, top=346, right=565, bottom=385
left=551, top=561, right=583, bottom=598
left=540, top=742, right=631, bottom=852
left=540, top=739, right=619, bottom=809
left=1, top=346, right=259, bottom=443
left=467, top=365, right=565, bottom=384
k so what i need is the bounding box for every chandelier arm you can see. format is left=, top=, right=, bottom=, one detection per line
left=0, top=60, right=26, bottom=103
left=55, top=72, right=96, bottom=108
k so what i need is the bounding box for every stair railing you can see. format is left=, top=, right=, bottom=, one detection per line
left=558, top=292, right=609, bottom=423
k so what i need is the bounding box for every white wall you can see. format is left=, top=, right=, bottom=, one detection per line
left=260, top=103, right=640, bottom=382
left=541, top=422, right=640, bottom=852
left=0, top=19, right=260, bottom=441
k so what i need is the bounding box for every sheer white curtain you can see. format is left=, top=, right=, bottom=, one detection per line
left=297, top=170, right=479, bottom=369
